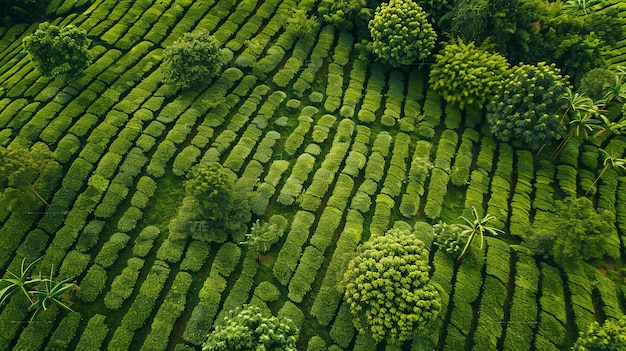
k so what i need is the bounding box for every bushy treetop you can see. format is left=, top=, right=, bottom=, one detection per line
left=572, top=314, right=626, bottom=351
left=368, top=0, right=437, bottom=68
left=430, top=39, right=510, bottom=109
left=202, top=304, right=299, bottom=351
left=23, top=22, right=91, bottom=77
left=340, top=227, right=441, bottom=343
left=486, top=62, right=570, bottom=151
left=162, top=30, right=224, bottom=89
left=526, top=196, right=617, bottom=264
left=184, top=162, right=237, bottom=220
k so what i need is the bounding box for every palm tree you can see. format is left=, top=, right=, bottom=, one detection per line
left=554, top=88, right=603, bottom=157
left=562, top=0, right=600, bottom=15
left=0, top=257, right=43, bottom=306
left=455, top=206, right=504, bottom=260
left=28, top=268, right=77, bottom=321
left=602, top=69, right=626, bottom=104
left=586, top=148, right=626, bottom=195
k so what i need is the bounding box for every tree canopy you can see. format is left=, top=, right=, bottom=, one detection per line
left=526, top=196, right=618, bottom=264
left=486, top=62, right=569, bottom=151
left=202, top=304, right=299, bottom=351
left=572, top=314, right=626, bottom=351
left=340, top=226, right=441, bottom=343
left=429, top=39, right=510, bottom=109
left=0, top=143, right=57, bottom=209
left=162, top=30, right=224, bottom=89
left=184, top=162, right=237, bottom=221
left=22, top=22, right=91, bottom=77
left=368, top=0, right=437, bottom=68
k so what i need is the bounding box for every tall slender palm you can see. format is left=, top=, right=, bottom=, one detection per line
left=586, top=148, right=626, bottom=195
left=455, top=206, right=504, bottom=260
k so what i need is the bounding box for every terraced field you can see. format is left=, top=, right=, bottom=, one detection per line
left=1, top=0, right=626, bottom=350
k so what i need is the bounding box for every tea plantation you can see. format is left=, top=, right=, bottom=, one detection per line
left=1, top=0, right=626, bottom=350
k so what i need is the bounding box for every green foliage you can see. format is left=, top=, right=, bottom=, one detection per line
left=579, top=68, right=614, bottom=101
left=202, top=304, right=299, bottom=351
left=486, top=62, right=569, bottom=151
left=433, top=222, right=468, bottom=256
left=23, top=22, right=91, bottom=77
left=184, top=162, right=236, bottom=220
left=242, top=215, right=288, bottom=253
left=572, top=314, right=626, bottom=351
left=525, top=197, right=617, bottom=264
left=0, top=143, right=57, bottom=210
left=162, top=30, right=224, bottom=89
left=368, top=0, right=437, bottom=68
left=430, top=39, right=510, bottom=109
left=286, top=9, right=319, bottom=40
left=318, top=0, right=371, bottom=30
left=340, top=227, right=441, bottom=343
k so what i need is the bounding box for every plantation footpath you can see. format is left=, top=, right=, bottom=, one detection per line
left=1, top=0, right=626, bottom=350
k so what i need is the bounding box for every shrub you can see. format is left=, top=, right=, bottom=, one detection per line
left=184, top=162, right=236, bottom=220
left=77, top=264, right=107, bottom=302
left=486, top=62, right=569, bottom=151
left=368, top=0, right=436, bottom=68
left=202, top=305, right=299, bottom=351
left=285, top=9, right=319, bottom=40
left=340, top=227, right=441, bottom=343
left=433, top=222, right=467, bottom=256
left=318, top=0, right=370, bottom=30
left=23, top=22, right=91, bottom=77
left=242, top=215, right=288, bottom=253
left=75, top=314, right=108, bottom=351
left=525, top=197, right=618, bottom=264
left=430, top=39, right=509, bottom=109
left=572, top=314, right=626, bottom=350
left=162, top=30, right=224, bottom=89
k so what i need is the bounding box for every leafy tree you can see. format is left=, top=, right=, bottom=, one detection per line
left=1, top=0, right=48, bottom=26
left=340, top=227, right=441, bottom=344
left=433, top=221, right=467, bottom=256
left=572, top=314, right=626, bottom=351
left=486, top=62, right=570, bottom=151
left=202, top=304, right=299, bottom=351
left=285, top=9, right=319, bottom=40
left=162, top=30, right=224, bottom=89
left=368, top=0, right=437, bottom=68
left=602, top=67, right=626, bottom=104
left=429, top=39, right=509, bottom=109
left=0, top=143, right=57, bottom=210
left=184, top=162, right=236, bottom=221
left=317, top=0, right=372, bottom=31
left=22, top=22, right=91, bottom=77
left=455, top=206, right=503, bottom=260
left=525, top=197, right=617, bottom=264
